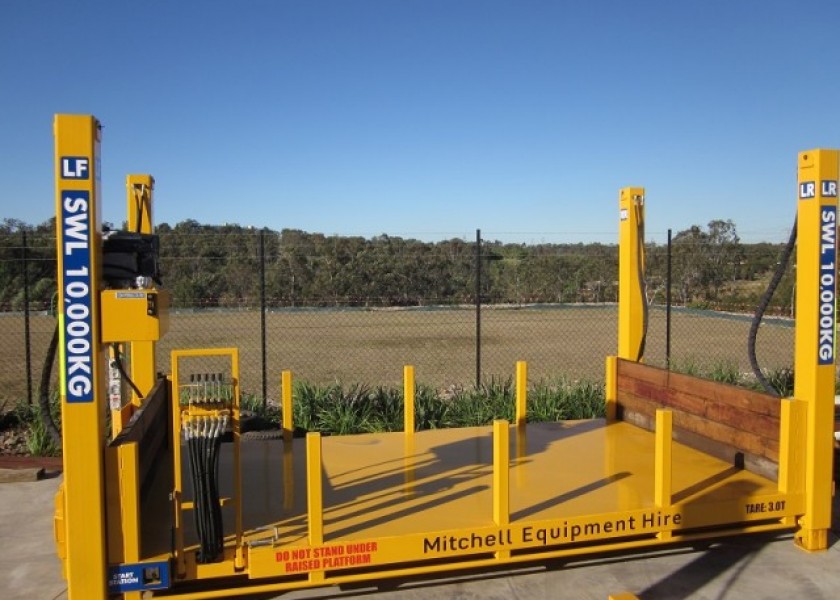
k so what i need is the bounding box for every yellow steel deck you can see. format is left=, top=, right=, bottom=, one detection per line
left=262, top=420, right=777, bottom=543
left=174, top=420, right=790, bottom=570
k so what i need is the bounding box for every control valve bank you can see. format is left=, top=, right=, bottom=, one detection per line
left=50, top=113, right=839, bottom=600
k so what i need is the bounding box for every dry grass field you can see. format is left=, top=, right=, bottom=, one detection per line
left=0, top=305, right=796, bottom=406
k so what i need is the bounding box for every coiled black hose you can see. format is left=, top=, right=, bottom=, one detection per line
left=748, top=216, right=797, bottom=396
left=636, top=202, right=648, bottom=363
left=38, top=324, right=62, bottom=448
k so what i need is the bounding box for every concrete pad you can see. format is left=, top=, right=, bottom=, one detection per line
left=0, top=476, right=66, bottom=600
left=4, top=472, right=840, bottom=599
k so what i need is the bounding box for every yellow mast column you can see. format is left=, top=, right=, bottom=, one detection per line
left=794, top=149, right=839, bottom=551
left=126, top=174, right=157, bottom=403
left=618, top=187, right=646, bottom=362
left=54, top=114, right=109, bottom=599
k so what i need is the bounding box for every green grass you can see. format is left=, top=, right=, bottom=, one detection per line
left=668, top=359, right=797, bottom=397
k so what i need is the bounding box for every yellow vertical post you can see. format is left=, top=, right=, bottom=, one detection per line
left=493, top=420, right=510, bottom=559
left=654, top=409, right=673, bottom=509
left=231, top=349, right=244, bottom=568
left=54, top=114, right=108, bottom=600
left=515, top=361, right=527, bottom=427
left=654, top=409, right=673, bottom=541
left=306, top=432, right=324, bottom=583
left=403, top=366, right=416, bottom=493
left=514, top=361, right=528, bottom=487
left=112, top=174, right=156, bottom=598
left=282, top=370, right=293, bottom=443
left=618, top=187, right=646, bottom=362
left=403, top=365, right=415, bottom=434
left=279, top=367, right=294, bottom=517
left=125, top=174, right=157, bottom=405
left=779, top=399, right=807, bottom=526
left=605, top=356, right=618, bottom=420
left=306, top=432, right=324, bottom=544
left=793, top=149, right=839, bottom=551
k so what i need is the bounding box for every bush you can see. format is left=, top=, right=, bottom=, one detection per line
left=259, top=376, right=606, bottom=436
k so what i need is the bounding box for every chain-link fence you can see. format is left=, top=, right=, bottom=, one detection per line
left=0, top=227, right=799, bottom=406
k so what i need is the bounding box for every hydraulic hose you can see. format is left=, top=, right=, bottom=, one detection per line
left=111, top=344, right=144, bottom=401
left=635, top=202, right=648, bottom=363
left=187, top=421, right=207, bottom=561
left=210, top=417, right=224, bottom=557
left=186, top=413, right=225, bottom=563
left=748, top=216, right=797, bottom=396
left=38, top=324, right=62, bottom=447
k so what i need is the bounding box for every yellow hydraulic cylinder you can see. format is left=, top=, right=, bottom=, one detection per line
left=793, top=149, right=839, bottom=551
left=618, top=187, right=646, bottom=362
left=54, top=114, right=109, bottom=600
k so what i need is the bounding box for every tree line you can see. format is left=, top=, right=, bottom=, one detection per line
left=0, top=217, right=795, bottom=314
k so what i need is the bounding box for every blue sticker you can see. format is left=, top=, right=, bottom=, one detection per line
left=821, top=180, right=838, bottom=198
left=60, top=157, right=90, bottom=179
left=61, top=190, right=94, bottom=403
left=818, top=205, right=836, bottom=365
left=107, top=561, right=170, bottom=593
left=800, top=181, right=816, bottom=199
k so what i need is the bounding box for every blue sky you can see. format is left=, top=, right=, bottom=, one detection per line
left=3, top=1, right=839, bottom=244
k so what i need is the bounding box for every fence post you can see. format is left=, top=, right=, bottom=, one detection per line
left=259, top=230, right=267, bottom=408
left=22, top=230, right=33, bottom=405
left=475, top=229, right=482, bottom=388
left=666, top=228, right=672, bottom=369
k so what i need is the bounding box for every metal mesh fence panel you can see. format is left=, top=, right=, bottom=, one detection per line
left=0, top=228, right=811, bottom=407
left=644, top=305, right=793, bottom=376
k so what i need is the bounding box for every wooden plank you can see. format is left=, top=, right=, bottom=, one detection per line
left=621, top=393, right=776, bottom=460
left=619, top=385, right=780, bottom=443
left=616, top=360, right=780, bottom=433
left=704, top=403, right=779, bottom=441
left=672, top=410, right=776, bottom=461
left=622, top=409, right=778, bottom=480
left=617, top=359, right=781, bottom=418
left=622, top=378, right=708, bottom=415
left=614, top=360, right=783, bottom=470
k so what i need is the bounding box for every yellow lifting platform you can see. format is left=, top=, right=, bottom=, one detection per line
left=50, top=114, right=839, bottom=599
